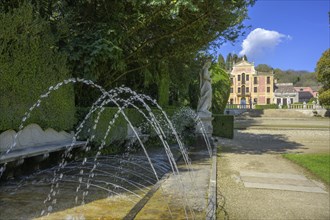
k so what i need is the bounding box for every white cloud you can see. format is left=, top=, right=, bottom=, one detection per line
left=239, top=28, right=291, bottom=58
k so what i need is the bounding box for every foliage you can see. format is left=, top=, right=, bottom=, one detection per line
left=171, top=107, right=197, bottom=145
left=255, top=104, right=278, bottom=109
left=316, top=49, right=330, bottom=90
left=170, top=58, right=200, bottom=107
left=274, top=69, right=319, bottom=87
left=255, top=64, right=273, bottom=72
left=211, top=63, right=231, bottom=114
left=218, top=54, right=226, bottom=69
left=224, top=53, right=247, bottom=71
left=37, top=0, right=255, bottom=106
left=318, top=89, right=330, bottom=106
left=225, top=53, right=233, bottom=71
left=77, top=107, right=178, bottom=147
left=283, top=153, right=330, bottom=184
left=213, top=114, right=234, bottom=139
left=307, top=97, right=317, bottom=104
left=157, top=60, right=170, bottom=106
left=0, top=3, right=75, bottom=131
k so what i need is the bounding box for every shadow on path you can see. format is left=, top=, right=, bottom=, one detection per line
left=217, top=130, right=305, bottom=154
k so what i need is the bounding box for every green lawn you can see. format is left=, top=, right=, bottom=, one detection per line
left=283, top=153, right=330, bottom=184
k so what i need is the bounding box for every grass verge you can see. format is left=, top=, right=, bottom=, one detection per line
left=283, top=153, right=330, bottom=185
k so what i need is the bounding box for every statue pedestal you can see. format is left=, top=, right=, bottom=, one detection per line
left=195, top=112, right=213, bottom=137
left=193, top=114, right=214, bottom=150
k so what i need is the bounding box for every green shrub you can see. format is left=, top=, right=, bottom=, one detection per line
left=0, top=3, right=75, bottom=131
left=308, top=97, right=317, bottom=104
left=76, top=106, right=179, bottom=147
left=213, top=114, right=234, bottom=139
left=255, top=104, right=278, bottom=109
left=319, top=89, right=330, bottom=106
left=211, top=64, right=231, bottom=114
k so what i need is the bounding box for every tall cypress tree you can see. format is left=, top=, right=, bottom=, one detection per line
left=226, top=53, right=233, bottom=71
left=218, top=54, right=226, bottom=69
left=243, top=55, right=248, bottom=61
left=232, top=54, right=239, bottom=64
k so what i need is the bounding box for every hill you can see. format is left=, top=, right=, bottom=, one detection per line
left=273, top=69, right=320, bottom=87
left=254, top=64, right=319, bottom=87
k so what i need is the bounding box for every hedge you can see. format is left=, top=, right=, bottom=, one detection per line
left=0, top=3, right=75, bottom=132
left=76, top=107, right=178, bottom=145
left=255, top=104, right=278, bottom=109
left=213, top=114, right=234, bottom=139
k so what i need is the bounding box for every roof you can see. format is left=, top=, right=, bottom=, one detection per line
left=298, top=91, right=313, bottom=99
left=274, top=83, right=297, bottom=93
left=233, top=59, right=253, bottom=67
left=294, top=87, right=314, bottom=92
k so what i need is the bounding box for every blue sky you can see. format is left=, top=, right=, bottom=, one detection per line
left=215, top=0, right=329, bottom=72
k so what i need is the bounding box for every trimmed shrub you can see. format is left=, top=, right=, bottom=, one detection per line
left=0, top=3, right=75, bottom=132
left=76, top=107, right=178, bottom=146
left=255, top=104, right=278, bottom=109
left=213, top=114, right=234, bottom=139
left=211, top=64, right=231, bottom=114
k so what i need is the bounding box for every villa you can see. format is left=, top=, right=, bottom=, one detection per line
left=228, top=59, right=274, bottom=106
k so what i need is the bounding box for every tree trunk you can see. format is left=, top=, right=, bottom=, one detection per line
left=157, top=60, right=170, bottom=107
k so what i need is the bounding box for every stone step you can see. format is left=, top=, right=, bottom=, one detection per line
left=239, top=171, right=328, bottom=194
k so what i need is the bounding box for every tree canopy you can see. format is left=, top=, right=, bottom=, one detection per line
left=211, top=63, right=230, bottom=113
left=255, top=64, right=273, bottom=72
left=316, top=49, right=330, bottom=90
left=1, top=0, right=255, bottom=107
left=316, top=49, right=330, bottom=106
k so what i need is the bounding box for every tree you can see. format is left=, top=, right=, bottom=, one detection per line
left=316, top=49, right=330, bottom=90
left=2, top=0, right=255, bottom=107
left=243, top=54, right=248, bottom=61
left=56, top=0, right=255, bottom=106
left=316, top=49, right=330, bottom=106
left=0, top=2, right=75, bottom=130
left=232, top=54, right=239, bottom=64
left=211, top=63, right=231, bottom=113
left=225, top=53, right=233, bottom=71
left=218, top=54, right=226, bottom=69
left=255, top=64, right=273, bottom=72
left=318, top=89, right=330, bottom=106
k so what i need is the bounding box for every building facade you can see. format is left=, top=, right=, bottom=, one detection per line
left=229, top=60, right=274, bottom=105
left=274, top=83, right=299, bottom=105
left=294, top=87, right=318, bottom=103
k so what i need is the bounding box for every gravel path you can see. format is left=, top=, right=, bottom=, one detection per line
left=216, top=117, right=330, bottom=220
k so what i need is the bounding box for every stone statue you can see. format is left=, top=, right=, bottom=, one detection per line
left=197, top=59, right=212, bottom=117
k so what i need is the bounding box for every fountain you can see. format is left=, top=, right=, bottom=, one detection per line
left=0, top=78, right=214, bottom=219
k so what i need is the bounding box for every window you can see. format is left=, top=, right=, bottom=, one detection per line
left=242, top=73, right=245, bottom=84
left=267, top=76, right=271, bottom=84
left=267, top=87, right=270, bottom=93
left=230, top=78, right=233, bottom=84
left=254, top=77, right=258, bottom=84
left=230, top=87, right=233, bottom=93
left=238, top=87, right=241, bottom=93
left=267, top=98, right=271, bottom=104
left=254, top=87, right=257, bottom=93
left=253, top=98, right=258, bottom=103
left=238, top=75, right=241, bottom=81
left=230, top=99, right=234, bottom=104
left=246, top=87, right=249, bottom=93
left=246, top=75, right=249, bottom=81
